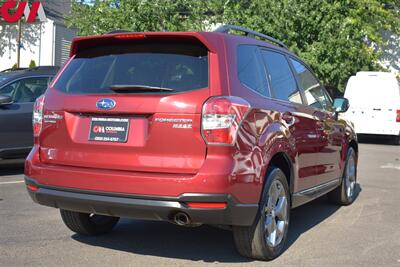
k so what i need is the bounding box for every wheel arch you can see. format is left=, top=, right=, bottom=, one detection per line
left=349, top=139, right=358, bottom=155
left=267, top=152, right=294, bottom=196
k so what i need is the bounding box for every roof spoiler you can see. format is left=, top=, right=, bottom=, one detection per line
left=69, top=32, right=217, bottom=57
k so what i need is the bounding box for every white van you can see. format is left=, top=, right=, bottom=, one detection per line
left=344, top=71, right=400, bottom=144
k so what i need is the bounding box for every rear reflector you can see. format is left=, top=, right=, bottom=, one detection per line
left=201, top=96, right=251, bottom=145
left=396, top=110, right=400, bottom=122
left=114, top=33, right=146, bottom=39
left=186, top=202, right=227, bottom=209
left=27, top=184, right=39, bottom=191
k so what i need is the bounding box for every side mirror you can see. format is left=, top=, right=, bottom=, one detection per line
left=0, top=95, right=12, bottom=106
left=333, top=97, right=349, bottom=113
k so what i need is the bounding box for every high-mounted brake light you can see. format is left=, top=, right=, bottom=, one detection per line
left=33, top=95, right=45, bottom=138
left=396, top=110, right=400, bottom=123
left=114, top=33, right=146, bottom=39
left=201, top=96, right=251, bottom=145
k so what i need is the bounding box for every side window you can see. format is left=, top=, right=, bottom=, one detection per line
left=290, top=58, right=332, bottom=111
left=237, top=45, right=269, bottom=97
left=260, top=50, right=302, bottom=104
left=0, top=77, right=50, bottom=103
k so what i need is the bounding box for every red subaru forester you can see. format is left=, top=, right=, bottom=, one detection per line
left=25, top=25, right=358, bottom=260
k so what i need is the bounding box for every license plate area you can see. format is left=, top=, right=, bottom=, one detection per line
left=89, top=117, right=129, bottom=143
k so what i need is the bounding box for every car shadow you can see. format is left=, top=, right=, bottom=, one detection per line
left=0, top=159, right=25, bottom=176
left=73, top=220, right=249, bottom=263
left=284, top=183, right=362, bottom=252
left=72, top=184, right=362, bottom=263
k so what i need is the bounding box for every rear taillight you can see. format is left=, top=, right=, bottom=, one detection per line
left=201, top=96, right=251, bottom=145
left=33, top=95, right=45, bottom=137
left=396, top=110, right=400, bottom=122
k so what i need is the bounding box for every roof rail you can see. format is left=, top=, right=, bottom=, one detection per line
left=213, top=24, right=288, bottom=50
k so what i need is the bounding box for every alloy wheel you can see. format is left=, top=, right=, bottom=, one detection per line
left=264, top=180, right=288, bottom=248
left=345, top=150, right=356, bottom=198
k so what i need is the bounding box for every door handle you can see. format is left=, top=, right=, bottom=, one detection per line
left=282, top=112, right=295, bottom=126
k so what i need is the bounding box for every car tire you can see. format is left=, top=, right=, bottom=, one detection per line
left=328, top=147, right=357, bottom=205
left=60, top=209, right=119, bottom=236
left=232, top=167, right=290, bottom=260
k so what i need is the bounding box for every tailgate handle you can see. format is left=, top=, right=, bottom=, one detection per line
left=373, top=108, right=381, bottom=111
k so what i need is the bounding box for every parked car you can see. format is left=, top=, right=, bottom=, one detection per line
left=343, top=71, right=400, bottom=144
left=0, top=67, right=28, bottom=73
left=0, top=66, right=59, bottom=159
left=24, top=25, right=358, bottom=260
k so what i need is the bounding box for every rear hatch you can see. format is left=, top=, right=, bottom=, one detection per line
left=40, top=34, right=211, bottom=174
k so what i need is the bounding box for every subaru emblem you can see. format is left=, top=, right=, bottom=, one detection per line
left=96, top=99, right=116, bottom=110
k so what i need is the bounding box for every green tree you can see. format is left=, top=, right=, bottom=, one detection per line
left=67, top=0, right=400, bottom=91
left=210, top=0, right=399, bottom=90
left=67, top=0, right=210, bottom=35
left=29, top=59, right=36, bottom=68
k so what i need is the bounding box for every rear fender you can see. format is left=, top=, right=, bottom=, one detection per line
left=233, top=112, right=296, bottom=202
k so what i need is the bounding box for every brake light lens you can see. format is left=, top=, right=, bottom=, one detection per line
left=33, top=95, right=45, bottom=137
left=114, top=33, right=146, bottom=39
left=202, top=96, right=251, bottom=145
left=396, top=110, right=400, bottom=122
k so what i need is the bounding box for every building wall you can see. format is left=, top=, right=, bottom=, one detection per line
left=54, top=24, right=76, bottom=67
left=0, top=19, right=55, bottom=71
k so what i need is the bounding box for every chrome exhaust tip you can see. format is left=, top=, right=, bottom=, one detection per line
left=173, top=212, right=191, bottom=226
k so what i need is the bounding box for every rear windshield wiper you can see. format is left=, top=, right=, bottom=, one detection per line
left=110, top=84, right=174, bottom=92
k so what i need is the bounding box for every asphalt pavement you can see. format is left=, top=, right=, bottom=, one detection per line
left=0, top=140, right=399, bottom=266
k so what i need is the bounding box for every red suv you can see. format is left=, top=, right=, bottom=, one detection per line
left=25, top=25, right=358, bottom=260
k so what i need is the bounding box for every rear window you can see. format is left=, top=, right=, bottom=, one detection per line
left=54, top=39, right=209, bottom=94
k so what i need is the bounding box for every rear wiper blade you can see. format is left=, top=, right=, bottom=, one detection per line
left=110, top=84, right=174, bottom=92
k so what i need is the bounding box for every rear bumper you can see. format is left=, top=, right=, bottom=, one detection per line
left=25, top=176, right=258, bottom=226
left=25, top=146, right=264, bottom=204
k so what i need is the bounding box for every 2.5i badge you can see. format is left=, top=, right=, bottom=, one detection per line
left=89, top=117, right=129, bottom=143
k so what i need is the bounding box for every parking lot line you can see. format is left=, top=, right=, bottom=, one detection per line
left=0, top=180, right=25, bottom=185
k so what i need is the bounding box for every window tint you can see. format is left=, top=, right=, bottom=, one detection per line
left=54, top=41, right=208, bottom=94
left=261, top=50, right=301, bottom=104
left=237, top=45, right=269, bottom=96
left=0, top=77, right=51, bottom=103
left=290, top=58, right=332, bottom=110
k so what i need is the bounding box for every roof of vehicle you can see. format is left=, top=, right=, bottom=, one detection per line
left=355, top=71, right=397, bottom=78
left=0, top=66, right=60, bottom=87
left=70, top=25, right=294, bottom=58
left=70, top=30, right=295, bottom=56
